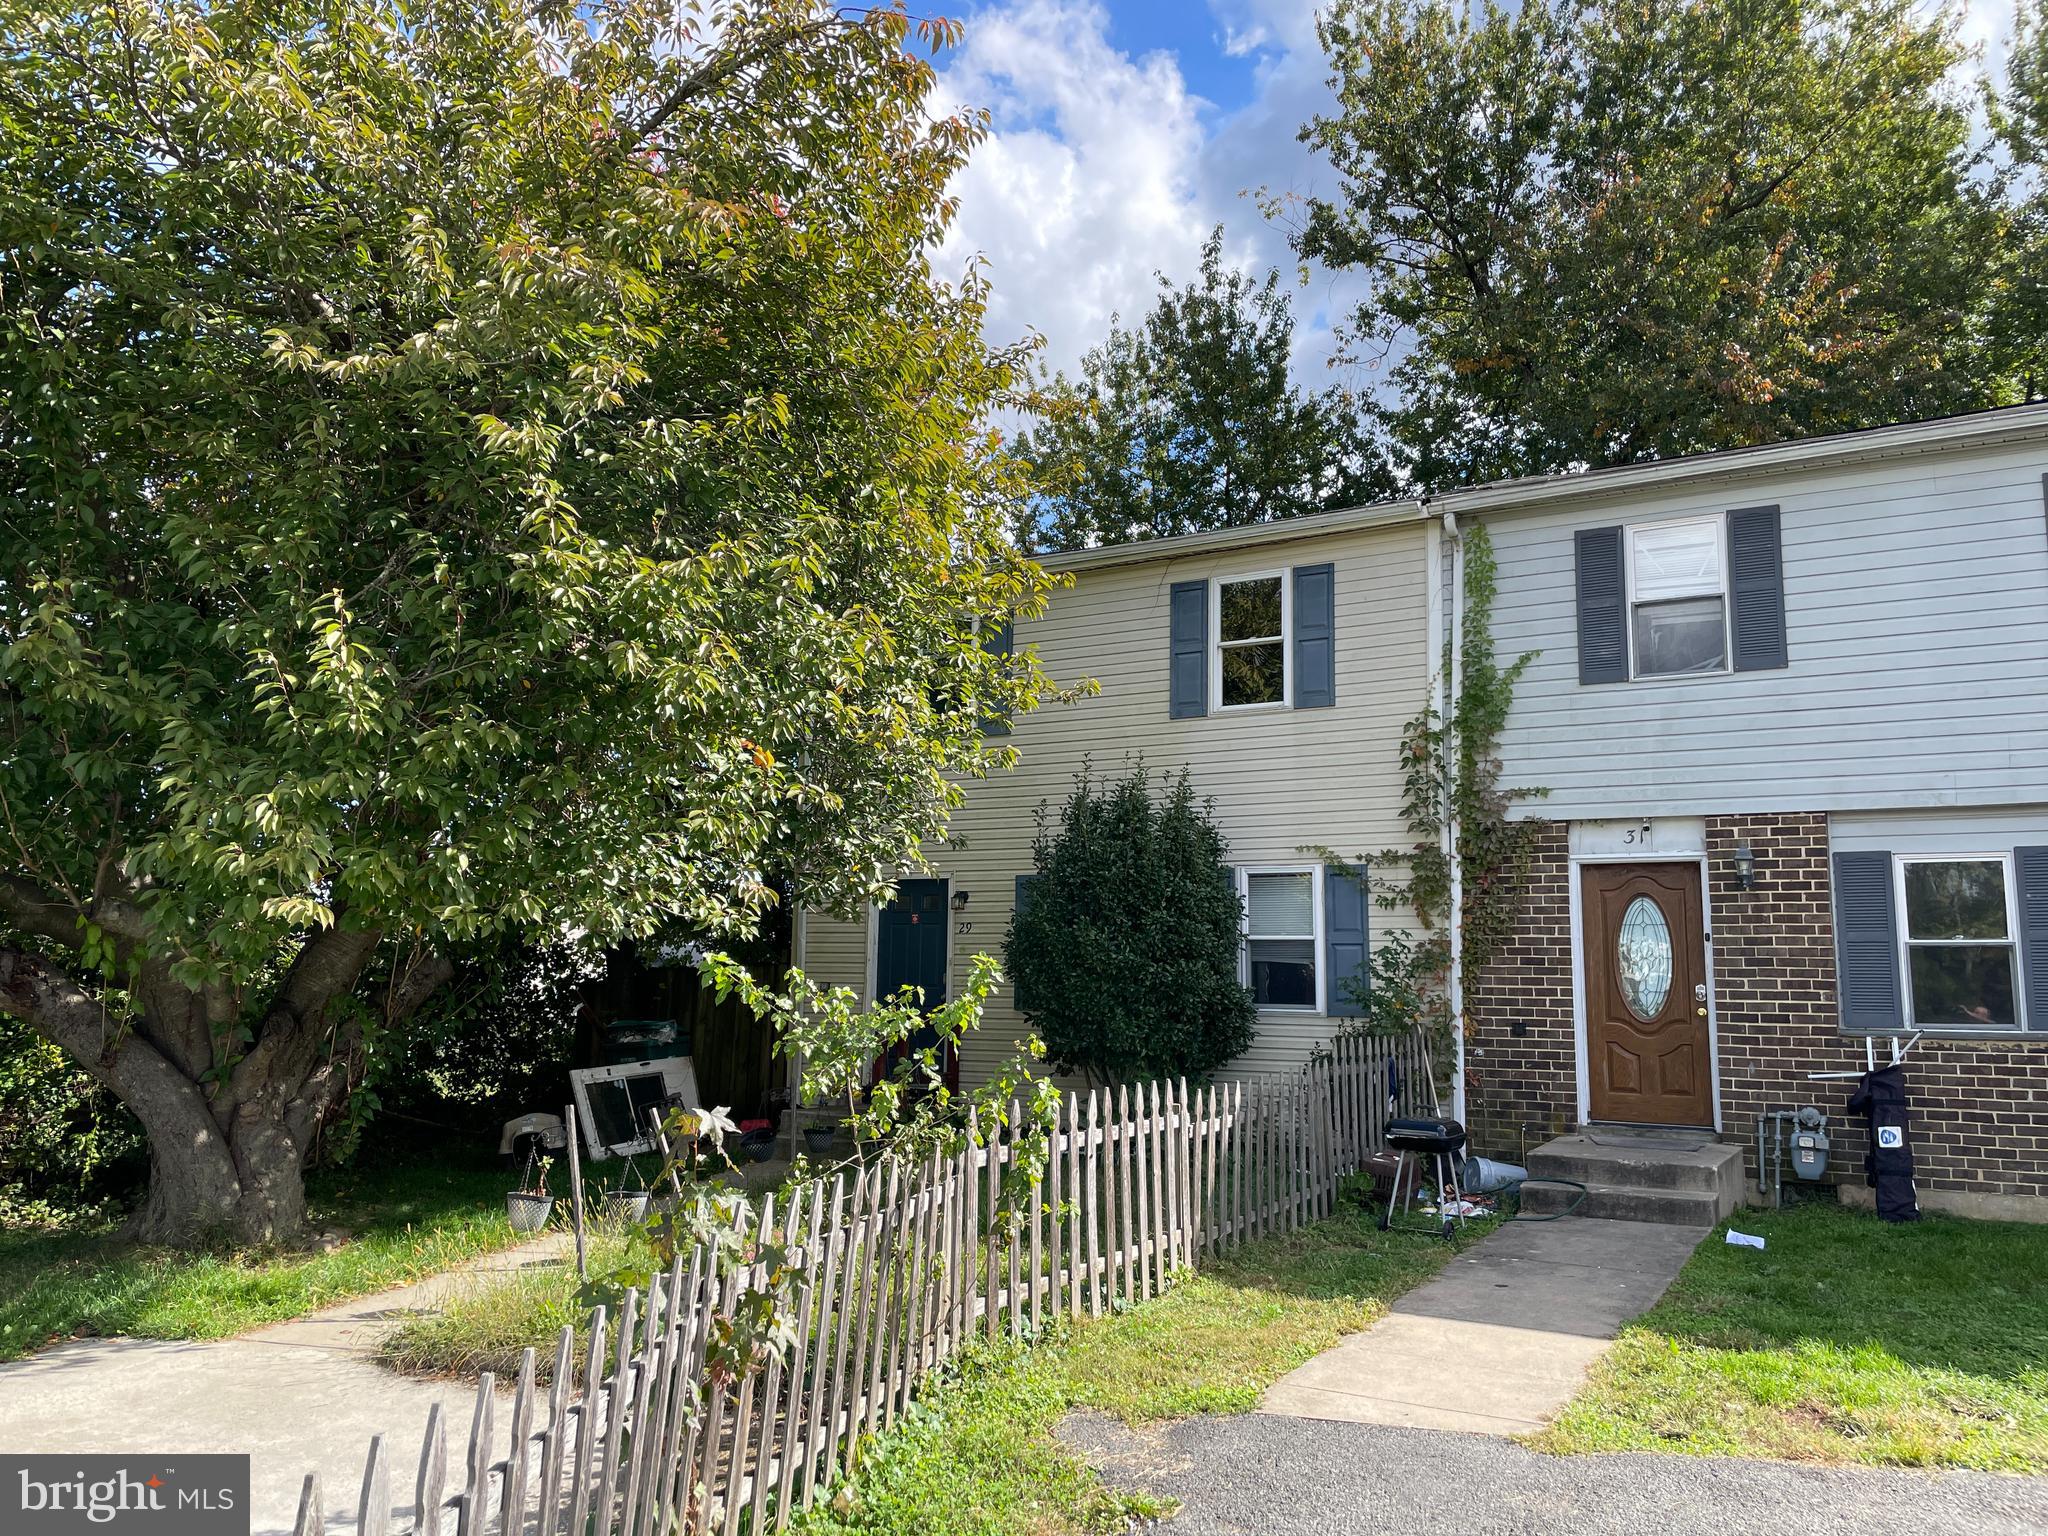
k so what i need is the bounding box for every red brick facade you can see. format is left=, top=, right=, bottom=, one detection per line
left=1466, top=813, right=2048, bottom=1213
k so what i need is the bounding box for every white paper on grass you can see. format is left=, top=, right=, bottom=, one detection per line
left=1725, top=1229, right=1766, bottom=1250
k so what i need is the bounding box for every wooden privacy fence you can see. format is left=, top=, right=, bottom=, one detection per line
left=294, top=1032, right=1435, bottom=1536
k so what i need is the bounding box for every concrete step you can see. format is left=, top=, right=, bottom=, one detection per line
left=1526, top=1134, right=1744, bottom=1195
left=1518, top=1179, right=1730, bottom=1227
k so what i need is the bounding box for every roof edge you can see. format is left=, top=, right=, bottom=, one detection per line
left=1033, top=402, right=2048, bottom=575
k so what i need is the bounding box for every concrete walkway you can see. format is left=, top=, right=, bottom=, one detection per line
left=1261, top=1216, right=1703, bottom=1434
left=0, top=1232, right=572, bottom=1536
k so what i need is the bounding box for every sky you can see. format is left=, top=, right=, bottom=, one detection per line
left=932, top=0, right=2020, bottom=394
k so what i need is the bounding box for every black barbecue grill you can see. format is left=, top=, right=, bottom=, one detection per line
left=1379, top=1115, right=1470, bottom=1239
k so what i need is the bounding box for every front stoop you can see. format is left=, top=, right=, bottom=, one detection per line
left=1520, top=1132, right=1745, bottom=1227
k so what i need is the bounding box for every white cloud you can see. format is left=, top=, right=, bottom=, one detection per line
left=935, top=0, right=1218, bottom=379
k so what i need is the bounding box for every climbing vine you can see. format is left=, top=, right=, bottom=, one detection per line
left=1317, top=523, right=1545, bottom=1079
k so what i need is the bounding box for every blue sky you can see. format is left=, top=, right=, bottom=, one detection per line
left=934, top=0, right=2018, bottom=393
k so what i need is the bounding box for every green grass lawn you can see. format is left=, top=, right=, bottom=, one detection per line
left=793, top=1186, right=1481, bottom=1536
left=1537, top=1202, right=2048, bottom=1472
left=0, top=1158, right=520, bottom=1361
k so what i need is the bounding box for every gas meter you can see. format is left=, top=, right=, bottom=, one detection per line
left=1791, top=1106, right=1829, bottom=1180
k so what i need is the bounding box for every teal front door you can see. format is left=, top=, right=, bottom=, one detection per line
left=874, top=878, right=953, bottom=1087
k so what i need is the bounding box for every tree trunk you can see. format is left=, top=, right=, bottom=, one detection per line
left=1, top=933, right=453, bottom=1247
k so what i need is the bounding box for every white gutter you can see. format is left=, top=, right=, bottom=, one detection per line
left=1441, top=509, right=1466, bottom=1126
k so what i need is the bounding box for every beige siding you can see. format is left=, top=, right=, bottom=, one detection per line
left=800, top=518, right=1435, bottom=1088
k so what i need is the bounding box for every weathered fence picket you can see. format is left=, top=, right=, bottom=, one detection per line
left=298, top=1036, right=1440, bottom=1536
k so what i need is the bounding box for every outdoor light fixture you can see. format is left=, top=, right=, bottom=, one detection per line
left=951, top=890, right=970, bottom=912
left=1735, top=843, right=1756, bottom=890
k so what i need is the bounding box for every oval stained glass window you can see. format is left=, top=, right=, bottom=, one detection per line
left=1617, top=897, right=1673, bottom=1019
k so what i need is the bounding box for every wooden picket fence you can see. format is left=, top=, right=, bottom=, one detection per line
left=294, top=1032, right=1434, bottom=1536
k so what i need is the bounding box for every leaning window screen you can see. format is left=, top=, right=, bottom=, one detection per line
left=586, top=1071, right=670, bottom=1151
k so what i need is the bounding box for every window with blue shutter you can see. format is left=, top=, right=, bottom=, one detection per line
left=1833, top=850, right=1904, bottom=1032
left=1292, top=563, right=1335, bottom=709
left=1728, top=505, right=1788, bottom=671
left=1323, top=864, right=1369, bottom=1017
left=1575, top=526, right=1628, bottom=684
left=1168, top=580, right=1208, bottom=718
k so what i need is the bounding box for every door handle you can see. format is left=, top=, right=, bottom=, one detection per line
left=1696, top=1006, right=1708, bottom=1017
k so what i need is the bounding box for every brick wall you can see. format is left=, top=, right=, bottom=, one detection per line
left=1464, top=812, right=2048, bottom=1210
left=1708, top=812, right=2048, bottom=1207
left=1465, top=820, right=1576, bottom=1161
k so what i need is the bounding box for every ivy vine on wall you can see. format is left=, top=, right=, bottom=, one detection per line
left=1314, top=522, right=1545, bottom=1088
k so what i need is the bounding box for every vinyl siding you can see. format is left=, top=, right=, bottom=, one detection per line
left=1485, top=439, right=2048, bottom=819
left=1830, top=807, right=2048, bottom=856
left=799, top=518, right=1434, bottom=1088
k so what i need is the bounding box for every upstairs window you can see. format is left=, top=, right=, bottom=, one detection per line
left=1240, top=866, right=1320, bottom=1010
left=1898, top=857, right=2022, bottom=1031
left=1214, top=574, right=1288, bottom=708
left=1628, top=520, right=1728, bottom=677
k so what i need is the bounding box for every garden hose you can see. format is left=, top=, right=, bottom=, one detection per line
left=1504, top=1176, right=1589, bottom=1221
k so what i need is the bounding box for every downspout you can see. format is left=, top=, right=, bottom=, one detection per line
left=1442, top=507, right=1467, bottom=1126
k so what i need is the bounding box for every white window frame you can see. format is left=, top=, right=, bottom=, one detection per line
left=1625, top=516, right=1732, bottom=681
left=1892, top=852, right=2026, bottom=1033
left=1236, top=863, right=1324, bottom=1014
left=1211, top=571, right=1291, bottom=711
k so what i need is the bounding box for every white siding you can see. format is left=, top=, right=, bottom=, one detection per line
left=1486, top=439, right=2048, bottom=819
left=1830, top=806, right=2048, bottom=855
left=800, top=519, right=1435, bottom=1088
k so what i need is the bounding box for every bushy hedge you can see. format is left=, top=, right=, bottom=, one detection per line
left=1006, top=766, right=1255, bottom=1083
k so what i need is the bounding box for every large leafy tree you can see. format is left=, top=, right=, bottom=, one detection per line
left=1015, top=228, right=1391, bottom=551
left=1296, top=0, right=2016, bottom=488
left=0, top=0, right=1060, bottom=1243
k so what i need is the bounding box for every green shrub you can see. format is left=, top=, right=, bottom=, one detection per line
left=1006, top=766, right=1255, bottom=1083
left=0, top=1016, right=142, bottom=1225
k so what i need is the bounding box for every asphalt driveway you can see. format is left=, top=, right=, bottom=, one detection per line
left=1063, top=1411, right=2048, bottom=1536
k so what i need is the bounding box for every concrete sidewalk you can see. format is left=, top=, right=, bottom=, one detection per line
left=0, top=1232, right=573, bottom=1535
left=1261, top=1216, right=1702, bottom=1434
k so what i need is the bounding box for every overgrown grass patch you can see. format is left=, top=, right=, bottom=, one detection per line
left=1536, top=1202, right=2048, bottom=1471
left=380, top=1220, right=652, bottom=1380
left=0, top=1159, right=518, bottom=1361
left=796, top=1189, right=1474, bottom=1536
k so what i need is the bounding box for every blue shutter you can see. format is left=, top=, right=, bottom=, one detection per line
left=1323, top=864, right=1370, bottom=1018
left=1011, top=874, right=1041, bottom=1012
left=2015, top=847, right=2048, bottom=1032
left=1575, top=526, right=1628, bottom=684
left=981, top=616, right=1013, bottom=736
left=1292, top=563, right=1336, bottom=709
left=1728, top=505, right=1788, bottom=671
left=1168, top=580, right=1208, bottom=719
left=1833, top=850, right=1903, bottom=1032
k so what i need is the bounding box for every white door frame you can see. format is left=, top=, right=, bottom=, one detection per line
left=1568, top=849, right=1724, bottom=1131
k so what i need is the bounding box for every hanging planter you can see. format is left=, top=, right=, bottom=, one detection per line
left=507, top=1151, right=555, bottom=1233
left=606, top=1189, right=652, bottom=1223
left=506, top=1190, right=554, bottom=1232
left=802, top=1123, right=839, bottom=1158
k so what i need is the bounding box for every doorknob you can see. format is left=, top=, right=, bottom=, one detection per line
left=1696, top=1006, right=1708, bottom=1017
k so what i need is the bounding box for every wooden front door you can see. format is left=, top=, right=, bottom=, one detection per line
left=1583, top=862, right=1713, bottom=1127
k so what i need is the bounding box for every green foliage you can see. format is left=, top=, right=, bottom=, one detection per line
left=1323, top=525, right=1541, bottom=1078
left=1296, top=0, right=2019, bottom=488
left=0, top=1016, right=143, bottom=1224
left=1006, top=766, right=1256, bottom=1084
left=1015, top=227, right=1392, bottom=551
left=1990, top=0, right=2048, bottom=399
left=0, top=0, right=1067, bottom=1237
left=1539, top=1204, right=2048, bottom=1471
